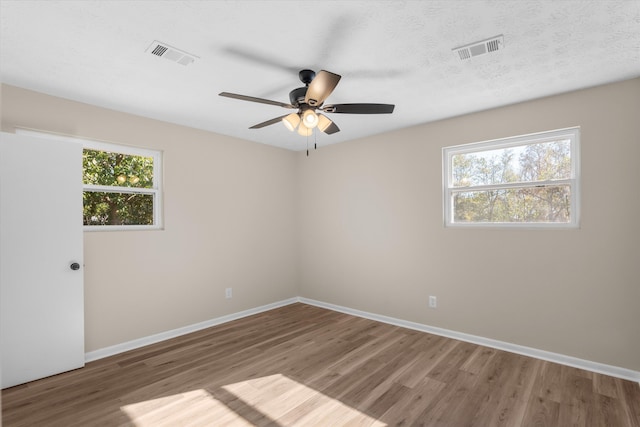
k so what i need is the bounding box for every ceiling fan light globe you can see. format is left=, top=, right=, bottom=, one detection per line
left=297, top=125, right=313, bottom=136
left=317, top=114, right=332, bottom=132
left=282, top=113, right=300, bottom=131
left=302, top=110, right=319, bottom=129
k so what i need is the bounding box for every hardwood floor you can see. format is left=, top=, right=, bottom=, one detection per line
left=2, top=303, right=639, bottom=426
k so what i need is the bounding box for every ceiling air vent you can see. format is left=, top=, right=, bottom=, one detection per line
left=452, top=35, right=504, bottom=61
left=146, top=40, right=198, bottom=66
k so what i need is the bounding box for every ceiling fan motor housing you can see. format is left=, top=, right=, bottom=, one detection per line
left=298, top=69, right=316, bottom=85
left=289, top=87, right=308, bottom=107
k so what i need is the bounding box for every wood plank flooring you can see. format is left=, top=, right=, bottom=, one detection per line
left=2, top=303, right=639, bottom=426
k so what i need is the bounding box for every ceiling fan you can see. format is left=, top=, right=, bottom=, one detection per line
left=219, top=69, right=395, bottom=137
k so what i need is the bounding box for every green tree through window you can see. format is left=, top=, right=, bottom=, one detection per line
left=444, top=128, right=579, bottom=227
left=81, top=141, right=162, bottom=228
left=83, top=149, right=155, bottom=225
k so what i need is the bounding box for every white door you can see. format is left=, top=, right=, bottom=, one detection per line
left=1, top=131, right=84, bottom=388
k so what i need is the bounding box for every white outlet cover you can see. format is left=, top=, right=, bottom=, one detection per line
left=429, top=296, right=437, bottom=308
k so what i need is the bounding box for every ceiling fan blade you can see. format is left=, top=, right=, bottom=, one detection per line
left=322, top=103, right=395, bottom=114
left=219, top=92, right=295, bottom=109
left=305, top=70, right=341, bottom=107
left=321, top=121, right=340, bottom=135
left=317, top=114, right=340, bottom=135
left=249, top=115, right=290, bottom=129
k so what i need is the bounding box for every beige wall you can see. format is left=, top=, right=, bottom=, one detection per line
left=296, top=77, right=640, bottom=372
left=2, top=78, right=639, bottom=372
left=1, top=84, right=299, bottom=352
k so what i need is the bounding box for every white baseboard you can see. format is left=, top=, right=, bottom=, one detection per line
left=84, top=298, right=298, bottom=363
left=85, top=296, right=639, bottom=383
left=298, top=297, right=640, bottom=383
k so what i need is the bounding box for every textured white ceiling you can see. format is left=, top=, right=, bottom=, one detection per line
left=1, top=1, right=639, bottom=151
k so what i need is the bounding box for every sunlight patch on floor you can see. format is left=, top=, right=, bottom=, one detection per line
left=121, top=373, right=386, bottom=426
left=121, top=388, right=254, bottom=426
left=222, top=373, right=386, bottom=425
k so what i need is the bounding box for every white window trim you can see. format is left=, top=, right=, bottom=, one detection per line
left=442, top=127, right=580, bottom=229
left=16, top=129, right=163, bottom=231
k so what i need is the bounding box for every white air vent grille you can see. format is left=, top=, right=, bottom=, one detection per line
left=151, top=45, right=168, bottom=57
left=453, top=35, right=504, bottom=61
left=146, top=41, right=198, bottom=66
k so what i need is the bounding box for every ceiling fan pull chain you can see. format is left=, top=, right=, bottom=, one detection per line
left=306, top=133, right=309, bottom=157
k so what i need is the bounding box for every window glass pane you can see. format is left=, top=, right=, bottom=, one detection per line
left=83, top=149, right=154, bottom=188
left=452, top=139, right=571, bottom=187
left=453, top=185, right=571, bottom=223
left=83, top=191, right=154, bottom=226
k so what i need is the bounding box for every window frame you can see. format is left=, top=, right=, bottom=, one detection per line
left=442, top=127, right=580, bottom=229
left=16, top=129, right=163, bottom=231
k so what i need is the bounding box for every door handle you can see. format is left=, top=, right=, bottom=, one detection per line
left=70, top=262, right=80, bottom=271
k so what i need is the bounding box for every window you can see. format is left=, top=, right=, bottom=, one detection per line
left=443, top=127, right=580, bottom=228
left=82, top=140, right=162, bottom=229
left=16, top=130, right=163, bottom=230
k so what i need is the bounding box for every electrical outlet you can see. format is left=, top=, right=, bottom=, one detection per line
left=429, top=296, right=437, bottom=308
left=225, top=288, right=232, bottom=299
